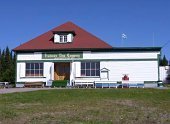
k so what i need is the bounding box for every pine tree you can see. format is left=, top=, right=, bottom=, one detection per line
left=0, top=47, right=16, bottom=82
left=160, top=55, right=168, bottom=66
left=5, top=46, right=11, bottom=68
left=162, top=55, right=168, bottom=66
left=1, top=50, right=5, bottom=73
left=2, top=47, right=9, bottom=82
left=0, top=49, right=1, bottom=58
left=0, top=49, right=1, bottom=81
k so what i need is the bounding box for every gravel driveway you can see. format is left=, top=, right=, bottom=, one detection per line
left=0, top=88, right=55, bottom=94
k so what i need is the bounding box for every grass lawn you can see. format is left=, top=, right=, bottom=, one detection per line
left=0, top=89, right=170, bottom=124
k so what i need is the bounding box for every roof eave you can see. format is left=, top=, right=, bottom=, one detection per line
left=13, top=47, right=161, bottom=53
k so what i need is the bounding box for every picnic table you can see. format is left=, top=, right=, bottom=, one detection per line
left=0, top=82, right=9, bottom=88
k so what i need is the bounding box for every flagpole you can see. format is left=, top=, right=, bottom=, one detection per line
left=121, top=33, right=127, bottom=47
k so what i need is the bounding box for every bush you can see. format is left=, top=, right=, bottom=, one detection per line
left=52, top=80, right=68, bottom=87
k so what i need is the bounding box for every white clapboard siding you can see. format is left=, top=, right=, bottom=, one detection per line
left=159, top=66, right=169, bottom=81
left=44, top=62, right=54, bottom=81
left=19, top=63, right=25, bottom=77
left=100, top=61, right=158, bottom=81
left=17, top=53, right=42, bottom=61
left=83, top=52, right=159, bottom=60
left=75, top=62, right=81, bottom=77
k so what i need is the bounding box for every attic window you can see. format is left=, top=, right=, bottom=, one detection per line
left=60, top=35, right=67, bottom=43
left=53, top=31, right=75, bottom=43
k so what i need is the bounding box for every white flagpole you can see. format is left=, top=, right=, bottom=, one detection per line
left=121, top=33, right=127, bottom=47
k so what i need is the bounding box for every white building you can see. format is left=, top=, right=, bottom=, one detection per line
left=159, top=66, right=170, bottom=83
left=13, top=22, right=161, bottom=88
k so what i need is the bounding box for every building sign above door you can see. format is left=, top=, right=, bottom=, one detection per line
left=42, top=52, right=83, bottom=59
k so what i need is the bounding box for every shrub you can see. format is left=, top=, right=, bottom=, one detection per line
left=52, top=80, right=68, bottom=87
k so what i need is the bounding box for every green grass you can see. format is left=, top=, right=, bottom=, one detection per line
left=0, top=89, right=170, bottom=124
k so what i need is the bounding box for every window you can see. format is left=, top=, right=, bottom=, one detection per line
left=26, top=63, right=43, bottom=77
left=81, top=62, right=100, bottom=76
left=59, top=35, right=67, bottom=43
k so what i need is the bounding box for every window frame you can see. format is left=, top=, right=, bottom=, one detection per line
left=81, top=62, right=100, bottom=77
left=59, top=35, right=68, bottom=43
left=25, top=63, right=44, bottom=77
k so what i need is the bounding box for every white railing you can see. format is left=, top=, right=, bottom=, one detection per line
left=73, top=80, right=145, bottom=88
left=74, top=80, right=94, bottom=88
left=122, top=81, right=144, bottom=88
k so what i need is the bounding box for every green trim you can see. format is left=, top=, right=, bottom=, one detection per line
left=13, top=47, right=161, bottom=53
left=16, top=82, right=25, bottom=84
left=15, top=53, right=18, bottom=83
left=144, top=81, right=158, bottom=84
left=16, top=58, right=158, bottom=63
left=17, top=60, right=76, bottom=63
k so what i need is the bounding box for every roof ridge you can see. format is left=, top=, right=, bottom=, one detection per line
left=67, top=22, right=112, bottom=48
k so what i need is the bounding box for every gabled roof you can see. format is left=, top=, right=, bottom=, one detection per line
left=101, top=68, right=110, bottom=71
left=13, top=21, right=113, bottom=52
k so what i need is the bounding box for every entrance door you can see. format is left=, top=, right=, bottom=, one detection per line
left=54, top=63, right=70, bottom=80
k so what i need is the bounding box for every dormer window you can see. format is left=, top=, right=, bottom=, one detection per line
left=60, top=35, right=67, bottom=43
left=53, top=31, right=75, bottom=43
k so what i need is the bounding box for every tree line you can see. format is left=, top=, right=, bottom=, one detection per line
left=0, top=47, right=16, bottom=83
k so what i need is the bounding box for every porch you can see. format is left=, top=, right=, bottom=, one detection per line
left=73, top=80, right=145, bottom=88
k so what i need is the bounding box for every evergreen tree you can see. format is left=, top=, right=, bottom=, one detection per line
left=162, top=55, right=168, bottom=66
left=1, top=50, right=5, bottom=74
left=5, top=46, right=11, bottom=68
left=2, top=47, right=9, bottom=82
left=0, top=49, right=1, bottom=81
left=0, top=49, right=1, bottom=58
left=160, top=55, right=168, bottom=66
left=0, top=47, right=16, bottom=83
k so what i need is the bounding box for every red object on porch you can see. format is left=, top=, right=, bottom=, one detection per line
left=122, top=74, right=129, bottom=80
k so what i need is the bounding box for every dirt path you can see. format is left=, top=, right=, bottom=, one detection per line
left=0, top=88, right=56, bottom=94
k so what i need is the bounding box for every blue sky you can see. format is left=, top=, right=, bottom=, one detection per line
left=0, top=0, right=170, bottom=59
